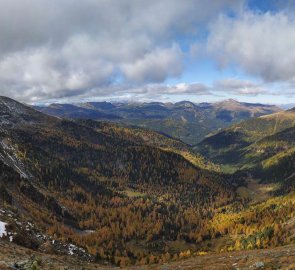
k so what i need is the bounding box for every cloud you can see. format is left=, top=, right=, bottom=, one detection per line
left=207, top=11, right=295, bottom=82
left=137, top=83, right=210, bottom=96
left=5, top=0, right=295, bottom=103
left=121, top=45, right=183, bottom=83
left=30, top=82, right=211, bottom=104
left=0, top=0, right=242, bottom=102
left=0, top=46, right=114, bottom=102
left=95, top=82, right=210, bottom=98
left=214, top=79, right=267, bottom=96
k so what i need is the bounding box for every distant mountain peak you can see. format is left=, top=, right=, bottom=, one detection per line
left=80, top=101, right=116, bottom=110
left=216, top=99, right=240, bottom=105
left=224, top=98, right=239, bottom=103
left=174, top=100, right=196, bottom=108
left=287, top=106, right=295, bottom=113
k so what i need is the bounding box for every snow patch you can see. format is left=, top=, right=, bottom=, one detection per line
left=0, top=221, right=7, bottom=237
left=67, top=243, right=87, bottom=256
left=68, top=244, right=77, bottom=255
left=0, top=140, right=29, bottom=178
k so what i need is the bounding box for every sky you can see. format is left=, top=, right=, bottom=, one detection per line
left=0, top=0, right=295, bottom=104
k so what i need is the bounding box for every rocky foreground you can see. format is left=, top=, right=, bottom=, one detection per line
left=1, top=240, right=295, bottom=270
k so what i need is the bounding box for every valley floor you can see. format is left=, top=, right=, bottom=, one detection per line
left=1, top=240, right=295, bottom=270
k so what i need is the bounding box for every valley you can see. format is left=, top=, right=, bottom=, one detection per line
left=1, top=96, right=295, bottom=269
left=1, top=0, right=295, bottom=269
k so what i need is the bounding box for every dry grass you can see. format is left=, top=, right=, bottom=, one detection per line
left=2, top=239, right=295, bottom=269
left=237, top=179, right=278, bottom=203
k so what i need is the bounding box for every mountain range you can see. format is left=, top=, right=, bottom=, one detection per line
left=35, top=99, right=281, bottom=145
left=1, top=96, right=295, bottom=268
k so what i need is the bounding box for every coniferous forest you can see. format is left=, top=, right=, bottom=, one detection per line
left=1, top=97, right=295, bottom=268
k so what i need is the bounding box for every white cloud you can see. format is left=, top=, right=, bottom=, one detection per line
left=164, top=83, right=210, bottom=95
left=0, top=0, right=242, bottom=102
left=6, top=1, right=295, bottom=103
left=0, top=47, right=114, bottom=101
left=207, top=11, right=295, bottom=82
left=95, top=82, right=210, bottom=99
left=31, top=82, right=211, bottom=104
left=214, top=79, right=267, bottom=96
left=121, top=45, right=183, bottom=83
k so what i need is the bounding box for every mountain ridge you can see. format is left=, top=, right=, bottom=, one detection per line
left=196, top=107, right=295, bottom=174
left=35, top=99, right=281, bottom=145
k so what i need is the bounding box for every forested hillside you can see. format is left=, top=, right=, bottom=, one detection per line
left=196, top=109, right=295, bottom=170
left=195, top=107, right=295, bottom=215
left=2, top=97, right=295, bottom=268
left=0, top=97, right=236, bottom=266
